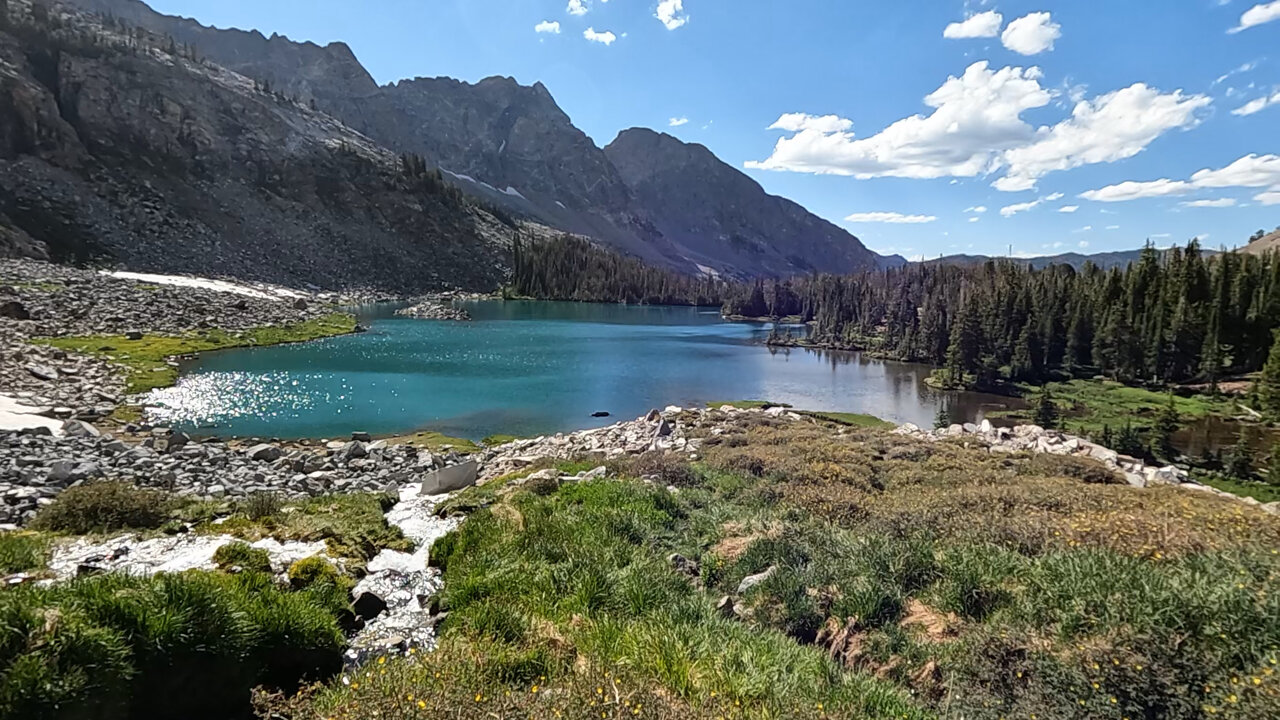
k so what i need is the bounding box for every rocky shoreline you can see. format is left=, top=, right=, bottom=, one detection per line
left=0, top=259, right=345, bottom=431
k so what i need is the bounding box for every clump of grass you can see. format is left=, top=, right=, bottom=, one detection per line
left=706, top=400, right=793, bottom=410
left=36, top=313, right=357, bottom=394
left=30, top=482, right=172, bottom=534
left=213, top=541, right=273, bottom=573
left=244, top=491, right=284, bottom=520
left=481, top=434, right=521, bottom=447
left=0, top=532, right=49, bottom=574
left=287, top=556, right=345, bottom=591
left=0, top=571, right=346, bottom=719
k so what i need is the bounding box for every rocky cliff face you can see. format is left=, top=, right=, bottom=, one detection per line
left=0, top=1, right=512, bottom=291
left=605, top=128, right=881, bottom=276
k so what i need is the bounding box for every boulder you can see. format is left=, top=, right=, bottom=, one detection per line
left=292, top=298, right=309, bottom=310
left=246, top=443, right=282, bottom=462
left=0, top=300, right=30, bottom=320
left=420, top=460, right=478, bottom=495
left=341, top=441, right=368, bottom=460
left=353, top=591, right=388, bottom=621
left=25, top=364, right=58, bottom=382
left=351, top=431, right=372, bottom=442
left=737, top=565, right=777, bottom=595
left=62, top=420, right=101, bottom=438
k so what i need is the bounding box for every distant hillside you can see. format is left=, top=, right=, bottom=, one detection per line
left=1241, top=229, right=1280, bottom=256
left=925, top=247, right=1216, bottom=271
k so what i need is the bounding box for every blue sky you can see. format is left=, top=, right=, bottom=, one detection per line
left=146, top=0, right=1280, bottom=260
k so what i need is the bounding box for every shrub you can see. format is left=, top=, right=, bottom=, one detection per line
left=243, top=491, right=283, bottom=520
left=1025, top=453, right=1124, bottom=485
left=0, top=571, right=346, bottom=720
left=287, top=555, right=343, bottom=590
left=213, top=541, right=272, bottom=573
left=0, top=532, right=48, bottom=574
left=30, top=482, right=171, bottom=534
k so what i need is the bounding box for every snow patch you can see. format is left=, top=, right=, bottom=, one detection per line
left=102, top=271, right=307, bottom=301
left=555, top=200, right=566, bottom=209
left=0, top=395, right=62, bottom=434
left=502, top=186, right=526, bottom=200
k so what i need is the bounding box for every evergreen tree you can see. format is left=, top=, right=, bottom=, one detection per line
left=1153, top=394, right=1181, bottom=460
left=1115, top=422, right=1146, bottom=458
left=945, top=299, right=981, bottom=385
left=933, top=403, right=951, bottom=430
left=1033, top=389, right=1059, bottom=429
left=1260, top=329, right=1280, bottom=419
left=1224, top=425, right=1258, bottom=480
left=1267, top=443, right=1280, bottom=486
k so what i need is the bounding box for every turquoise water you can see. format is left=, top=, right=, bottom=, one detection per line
left=145, top=301, right=1018, bottom=440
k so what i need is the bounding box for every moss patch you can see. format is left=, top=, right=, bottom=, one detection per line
left=384, top=430, right=480, bottom=454
left=203, top=492, right=411, bottom=561
left=799, top=410, right=894, bottom=429
left=36, top=313, right=357, bottom=394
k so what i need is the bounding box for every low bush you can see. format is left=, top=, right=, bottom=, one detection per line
left=243, top=491, right=283, bottom=520
left=30, top=482, right=172, bottom=534
left=287, top=556, right=344, bottom=590
left=209, top=493, right=412, bottom=561
left=213, top=541, right=272, bottom=573
left=0, top=571, right=346, bottom=720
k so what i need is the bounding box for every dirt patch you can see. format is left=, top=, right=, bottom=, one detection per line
left=900, top=599, right=959, bottom=641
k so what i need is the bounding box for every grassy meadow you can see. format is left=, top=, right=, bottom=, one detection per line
left=274, top=414, right=1280, bottom=720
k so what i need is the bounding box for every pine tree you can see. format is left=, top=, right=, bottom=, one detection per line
left=1268, top=443, right=1280, bottom=486
left=1033, top=389, right=1059, bottom=429
left=1115, top=422, right=1146, bottom=459
left=1225, top=425, right=1258, bottom=480
left=945, top=300, right=981, bottom=385
left=1153, top=393, right=1181, bottom=460
left=933, top=403, right=951, bottom=430
left=1260, top=329, right=1280, bottom=419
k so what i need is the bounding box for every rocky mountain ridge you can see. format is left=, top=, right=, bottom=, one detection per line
left=0, top=0, right=515, bottom=290
left=50, top=0, right=883, bottom=278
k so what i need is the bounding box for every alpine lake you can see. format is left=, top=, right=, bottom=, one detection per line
left=145, top=300, right=1026, bottom=441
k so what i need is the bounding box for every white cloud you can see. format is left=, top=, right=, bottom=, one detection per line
left=944, top=10, right=1003, bottom=39
left=1215, top=60, right=1260, bottom=86
left=668, top=117, right=689, bottom=127
left=535, top=20, right=561, bottom=34
left=656, top=0, right=689, bottom=30
left=769, top=113, right=853, bottom=134
left=747, top=62, right=1050, bottom=179
left=1058, top=205, right=1079, bottom=213
left=844, top=212, right=938, bottom=224
left=1180, top=198, right=1238, bottom=208
left=1230, top=1, right=1280, bottom=32
left=1231, top=89, right=1280, bottom=115
left=1078, top=240, right=1090, bottom=248
left=1080, top=179, right=1193, bottom=202
left=1000, top=192, right=1062, bottom=217
left=1257, top=190, right=1280, bottom=205
left=583, top=27, right=617, bottom=45
left=965, top=205, right=988, bottom=213
left=1106, top=225, right=1121, bottom=230
left=969, top=216, right=981, bottom=222
left=1073, top=225, right=1093, bottom=233
left=1191, top=154, right=1280, bottom=187
left=1001, top=12, right=1061, bottom=55
left=748, top=62, right=1207, bottom=193
left=567, top=0, right=588, bottom=16
left=998, top=84, right=1210, bottom=191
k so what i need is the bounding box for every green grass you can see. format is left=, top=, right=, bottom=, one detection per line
left=384, top=430, right=480, bottom=453
left=0, top=532, right=49, bottom=574
left=35, top=312, right=357, bottom=394
left=992, top=379, right=1238, bottom=435
left=481, top=434, right=521, bottom=446
left=0, top=570, right=348, bottom=720
left=1199, top=474, right=1280, bottom=503
left=799, top=410, right=894, bottom=429
left=706, top=400, right=794, bottom=410
left=12, top=281, right=65, bottom=292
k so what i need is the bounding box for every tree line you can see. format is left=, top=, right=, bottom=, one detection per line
left=727, top=241, right=1280, bottom=389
